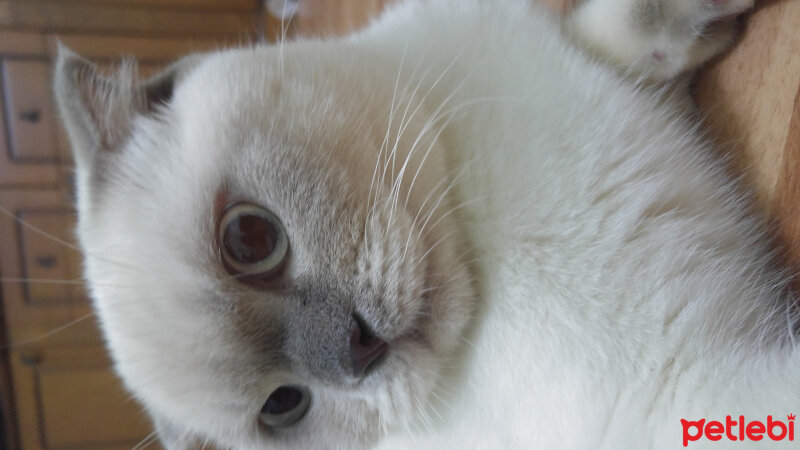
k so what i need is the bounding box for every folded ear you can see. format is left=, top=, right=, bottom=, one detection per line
left=53, top=45, right=195, bottom=170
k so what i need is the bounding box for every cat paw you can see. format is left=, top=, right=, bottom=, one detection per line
left=564, top=0, right=752, bottom=80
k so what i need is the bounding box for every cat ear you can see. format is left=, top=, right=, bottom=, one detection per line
left=150, top=413, right=196, bottom=450
left=53, top=45, right=195, bottom=170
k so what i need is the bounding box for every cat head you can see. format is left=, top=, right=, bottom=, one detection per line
left=54, top=43, right=474, bottom=448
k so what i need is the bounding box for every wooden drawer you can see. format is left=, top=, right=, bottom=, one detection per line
left=0, top=57, right=65, bottom=186
left=10, top=346, right=153, bottom=450
left=17, top=209, right=84, bottom=306
left=1, top=58, right=61, bottom=164
left=0, top=190, right=97, bottom=347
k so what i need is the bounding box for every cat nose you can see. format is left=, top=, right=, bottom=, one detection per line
left=349, top=319, right=388, bottom=378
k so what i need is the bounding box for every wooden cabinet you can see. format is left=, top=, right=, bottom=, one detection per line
left=9, top=346, right=152, bottom=450
left=0, top=2, right=268, bottom=449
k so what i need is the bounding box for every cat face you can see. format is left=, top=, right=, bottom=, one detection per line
left=54, top=43, right=474, bottom=448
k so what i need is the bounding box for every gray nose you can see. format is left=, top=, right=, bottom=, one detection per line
left=349, top=319, right=388, bottom=377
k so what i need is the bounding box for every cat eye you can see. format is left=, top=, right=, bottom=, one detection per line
left=259, top=385, right=311, bottom=428
left=218, top=202, right=289, bottom=279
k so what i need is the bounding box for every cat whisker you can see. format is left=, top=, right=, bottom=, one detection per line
left=366, top=40, right=410, bottom=250
left=415, top=194, right=493, bottom=247
left=414, top=395, right=436, bottom=435
left=400, top=163, right=472, bottom=262
left=423, top=394, right=446, bottom=425
left=392, top=116, right=479, bottom=264
left=0, top=204, right=168, bottom=276
left=0, top=277, right=143, bottom=290
left=385, top=51, right=465, bottom=225
left=457, top=333, right=478, bottom=350
left=386, top=174, right=463, bottom=266
left=0, top=204, right=82, bottom=252
left=277, top=0, right=291, bottom=79
left=396, top=60, right=482, bottom=213
left=400, top=93, right=526, bottom=221
left=383, top=49, right=439, bottom=205
left=129, top=430, right=158, bottom=450
left=1, top=312, right=96, bottom=349
left=415, top=230, right=457, bottom=268
left=408, top=179, right=526, bottom=265
left=408, top=175, right=461, bottom=249
left=417, top=286, right=440, bottom=295
left=428, top=389, right=454, bottom=413
left=199, top=434, right=214, bottom=450
left=409, top=96, right=525, bottom=207
left=373, top=48, right=468, bottom=250
left=400, top=379, right=421, bottom=446
left=0, top=277, right=85, bottom=285
left=376, top=86, right=434, bottom=237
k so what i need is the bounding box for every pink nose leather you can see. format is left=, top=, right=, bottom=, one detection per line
left=349, top=323, right=388, bottom=377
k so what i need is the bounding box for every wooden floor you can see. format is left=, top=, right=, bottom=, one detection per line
left=282, top=0, right=800, bottom=277
left=694, top=0, right=800, bottom=273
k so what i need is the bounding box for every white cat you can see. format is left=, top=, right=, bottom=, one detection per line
left=53, top=0, right=799, bottom=448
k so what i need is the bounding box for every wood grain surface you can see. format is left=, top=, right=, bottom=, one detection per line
left=695, top=0, right=800, bottom=274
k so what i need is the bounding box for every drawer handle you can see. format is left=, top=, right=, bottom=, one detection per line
left=19, top=109, right=41, bottom=123
left=35, top=255, right=57, bottom=268
left=21, top=353, right=43, bottom=366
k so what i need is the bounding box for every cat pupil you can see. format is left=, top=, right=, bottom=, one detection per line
left=263, top=386, right=303, bottom=415
left=223, top=214, right=277, bottom=264
left=259, top=385, right=311, bottom=428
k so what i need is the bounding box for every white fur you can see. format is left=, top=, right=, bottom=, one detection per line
left=364, top=1, right=800, bottom=448
left=56, top=0, right=799, bottom=448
